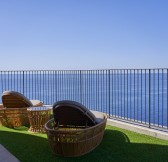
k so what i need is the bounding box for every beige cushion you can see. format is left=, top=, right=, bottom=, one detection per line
left=30, top=100, right=43, bottom=107
left=90, top=110, right=104, bottom=123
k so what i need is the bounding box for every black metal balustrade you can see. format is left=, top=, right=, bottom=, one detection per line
left=0, top=69, right=168, bottom=130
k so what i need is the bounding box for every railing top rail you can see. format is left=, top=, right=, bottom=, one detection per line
left=0, top=68, right=168, bottom=72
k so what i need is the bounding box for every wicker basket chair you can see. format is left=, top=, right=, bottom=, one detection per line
left=0, top=91, right=43, bottom=128
left=45, top=100, right=107, bottom=157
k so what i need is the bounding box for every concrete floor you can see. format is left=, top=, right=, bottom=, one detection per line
left=0, top=144, right=20, bottom=162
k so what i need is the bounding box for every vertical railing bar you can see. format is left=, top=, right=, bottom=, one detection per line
left=48, top=70, right=50, bottom=103
left=117, top=70, right=119, bottom=118
left=130, top=69, right=132, bottom=121
left=57, top=71, right=60, bottom=101
left=11, top=71, right=12, bottom=90
left=95, top=70, right=97, bottom=110
left=65, top=71, right=67, bottom=100
left=134, top=69, right=135, bottom=121
left=25, top=71, right=27, bottom=98
left=35, top=70, right=37, bottom=98
left=98, top=70, right=100, bottom=111
left=28, top=71, right=30, bottom=99
left=80, top=70, right=82, bottom=103
left=39, top=71, right=41, bottom=101
left=145, top=69, right=146, bottom=124
left=1, top=72, right=3, bottom=93
left=17, top=71, right=19, bottom=92
left=114, top=70, right=116, bottom=117
left=86, top=70, right=88, bottom=107
left=90, top=70, right=92, bottom=109
left=32, top=71, right=34, bottom=99
left=127, top=69, right=128, bottom=120
left=69, top=71, right=73, bottom=100
left=149, top=69, right=151, bottom=128
left=63, top=70, right=64, bottom=100
left=76, top=70, right=78, bottom=101
left=103, top=70, right=104, bottom=113
left=71, top=71, right=74, bottom=100
left=108, top=69, right=110, bottom=118
left=64, top=71, right=67, bottom=100
left=111, top=70, right=113, bottom=117
left=68, top=70, right=72, bottom=101
left=69, top=70, right=70, bottom=100
left=8, top=71, right=9, bottom=90
left=54, top=70, right=56, bottom=102
left=61, top=71, right=65, bottom=99
left=14, top=71, right=15, bottom=91
left=88, top=70, right=90, bottom=108
left=90, top=70, right=93, bottom=111
left=141, top=69, right=142, bottom=123
left=49, top=70, right=54, bottom=105
left=115, top=70, right=117, bottom=117
left=121, top=70, right=122, bottom=118
left=60, top=70, right=63, bottom=101
left=154, top=69, right=155, bottom=126
left=99, top=70, right=103, bottom=112
left=101, top=70, right=103, bottom=113
left=83, top=71, right=85, bottom=106
left=4, top=71, right=6, bottom=91
left=124, top=69, right=126, bottom=119
left=49, top=71, right=51, bottom=103
left=162, top=69, right=164, bottom=127
left=58, top=71, right=60, bottom=102
left=23, top=71, right=24, bottom=95
left=158, top=69, right=160, bottom=126
left=167, top=69, right=168, bottom=129
left=137, top=69, right=139, bottom=122
left=44, top=70, right=45, bottom=102
left=85, top=71, right=87, bottom=107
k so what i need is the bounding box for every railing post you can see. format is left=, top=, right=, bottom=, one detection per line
left=108, top=70, right=110, bottom=118
left=23, top=71, right=24, bottom=95
left=149, top=69, right=151, bottom=128
left=80, top=70, right=82, bottom=104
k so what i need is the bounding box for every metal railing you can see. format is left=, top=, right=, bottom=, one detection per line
left=0, top=69, right=168, bottom=130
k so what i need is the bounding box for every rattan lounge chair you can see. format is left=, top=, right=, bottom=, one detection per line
left=0, top=91, right=43, bottom=127
left=45, top=100, right=107, bottom=157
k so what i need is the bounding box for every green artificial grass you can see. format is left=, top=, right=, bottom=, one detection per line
left=0, top=125, right=168, bottom=162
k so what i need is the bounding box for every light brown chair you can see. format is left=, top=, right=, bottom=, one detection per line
left=0, top=91, right=43, bottom=128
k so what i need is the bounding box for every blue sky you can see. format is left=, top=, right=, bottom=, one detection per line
left=0, top=0, right=168, bottom=70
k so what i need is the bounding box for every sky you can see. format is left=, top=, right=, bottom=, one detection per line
left=0, top=0, right=168, bottom=70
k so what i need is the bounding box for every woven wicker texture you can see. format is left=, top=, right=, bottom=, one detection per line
left=45, top=114, right=107, bottom=157
left=27, top=107, right=51, bottom=133
left=0, top=108, right=29, bottom=128
left=45, top=100, right=107, bottom=157
left=2, top=91, right=43, bottom=108
left=0, top=91, right=44, bottom=127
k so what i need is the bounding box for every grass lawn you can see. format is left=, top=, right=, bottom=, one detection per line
left=0, top=125, right=168, bottom=162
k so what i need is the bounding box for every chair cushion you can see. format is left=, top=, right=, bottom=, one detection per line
left=53, top=100, right=99, bottom=126
left=2, top=91, right=33, bottom=108
left=90, top=110, right=104, bottom=123
left=30, top=100, right=43, bottom=107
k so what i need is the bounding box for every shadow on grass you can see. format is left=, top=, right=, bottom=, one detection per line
left=0, top=127, right=168, bottom=162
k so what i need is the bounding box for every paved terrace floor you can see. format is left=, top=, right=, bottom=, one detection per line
left=0, top=144, right=20, bottom=162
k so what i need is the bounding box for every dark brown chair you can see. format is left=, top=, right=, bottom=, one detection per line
left=45, top=100, right=107, bottom=157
